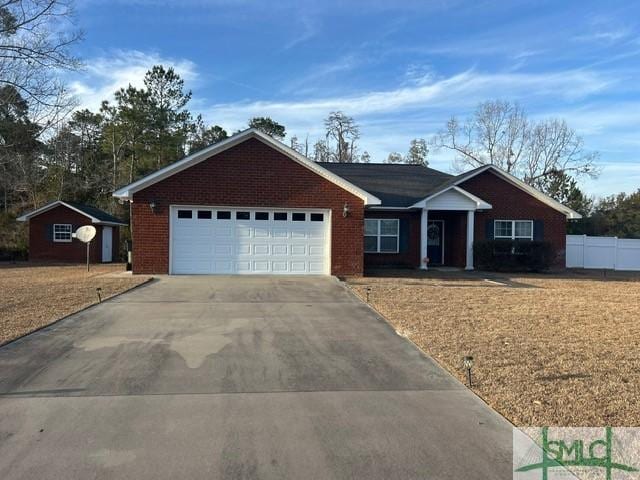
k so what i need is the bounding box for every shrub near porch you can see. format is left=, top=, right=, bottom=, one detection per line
left=348, top=272, right=640, bottom=427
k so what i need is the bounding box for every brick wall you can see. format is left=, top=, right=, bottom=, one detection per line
left=131, top=138, right=365, bottom=275
left=363, top=210, right=421, bottom=268
left=28, top=206, right=119, bottom=263
left=459, top=170, right=567, bottom=266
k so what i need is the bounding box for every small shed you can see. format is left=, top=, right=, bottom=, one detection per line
left=17, top=201, right=127, bottom=263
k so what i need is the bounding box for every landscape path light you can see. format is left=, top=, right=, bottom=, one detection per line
left=462, top=355, right=474, bottom=388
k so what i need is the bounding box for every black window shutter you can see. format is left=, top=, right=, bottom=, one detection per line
left=534, top=220, right=544, bottom=241
left=399, top=218, right=410, bottom=253
left=46, top=224, right=53, bottom=242
left=485, top=219, right=494, bottom=240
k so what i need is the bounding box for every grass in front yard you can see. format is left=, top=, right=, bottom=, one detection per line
left=0, top=263, right=150, bottom=345
left=348, top=272, right=640, bottom=427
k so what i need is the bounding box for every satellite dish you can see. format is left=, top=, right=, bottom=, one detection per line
left=75, top=225, right=96, bottom=243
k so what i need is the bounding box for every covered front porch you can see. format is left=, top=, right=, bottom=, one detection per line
left=364, top=186, right=492, bottom=271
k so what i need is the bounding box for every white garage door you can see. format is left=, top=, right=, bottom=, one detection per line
left=170, top=206, right=331, bottom=275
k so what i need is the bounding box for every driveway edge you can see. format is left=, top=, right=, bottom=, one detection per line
left=336, top=277, right=519, bottom=430
left=0, top=277, right=156, bottom=349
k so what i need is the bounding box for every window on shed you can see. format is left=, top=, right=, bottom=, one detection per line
left=53, top=224, right=72, bottom=242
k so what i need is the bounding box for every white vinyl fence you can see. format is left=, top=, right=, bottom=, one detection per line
left=566, top=235, right=640, bottom=271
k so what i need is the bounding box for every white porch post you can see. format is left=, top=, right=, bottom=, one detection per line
left=465, top=210, right=475, bottom=270
left=420, top=208, right=429, bottom=269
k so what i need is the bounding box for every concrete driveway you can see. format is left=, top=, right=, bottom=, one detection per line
left=0, top=276, right=514, bottom=479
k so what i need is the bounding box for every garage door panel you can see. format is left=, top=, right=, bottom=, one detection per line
left=272, top=244, right=287, bottom=255
left=309, top=262, right=324, bottom=273
left=214, top=244, right=233, bottom=255
left=272, top=261, right=288, bottom=272
left=171, top=207, right=330, bottom=275
left=290, top=245, right=306, bottom=255
left=214, top=227, right=233, bottom=238
left=253, top=244, right=269, bottom=255
left=213, top=261, right=233, bottom=273
left=236, top=244, right=251, bottom=255
left=290, top=261, right=306, bottom=272
left=236, top=261, right=251, bottom=273
left=236, top=226, right=252, bottom=238
left=253, top=260, right=269, bottom=272
left=254, top=227, right=270, bottom=238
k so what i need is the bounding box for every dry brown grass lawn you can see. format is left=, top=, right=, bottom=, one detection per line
left=0, top=263, right=150, bottom=345
left=348, top=272, right=640, bottom=427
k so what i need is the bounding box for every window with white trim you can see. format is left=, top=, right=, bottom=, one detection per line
left=53, top=224, right=72, bottom=242
left=494, top=220, right=533, bottom=240
left=364, top=219, right=399, bottom=253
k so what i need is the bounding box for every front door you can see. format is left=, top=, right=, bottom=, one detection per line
left=102, top=226, right=113, bottom=262
left=426, top=220, right=444, bottom=265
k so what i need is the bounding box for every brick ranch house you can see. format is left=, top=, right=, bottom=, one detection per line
left=113, top=129, right=581, bottom=276
left=17, top=201, right=127, bottom=263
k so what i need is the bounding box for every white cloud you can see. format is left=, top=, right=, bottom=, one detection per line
left=283, top=15, right=319, bottom=50
left=281, top=54, right=362, bottom=94
left=68, top=50, right=198, bottom=111
left=202, top=67, right=613, bottom=134
left=572, top=14, right=633, bottom=45
left=403, top=63, right=436, bottom=86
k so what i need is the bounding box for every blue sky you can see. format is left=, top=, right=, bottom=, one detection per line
left=69, top=0, right=640, bottom=197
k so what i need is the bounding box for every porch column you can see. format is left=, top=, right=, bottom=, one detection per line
left=465, top=210, right=475, bottom=270
left=420, top=208, right=429, bottom=269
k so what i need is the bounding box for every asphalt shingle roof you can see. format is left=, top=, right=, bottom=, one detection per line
left=64, top=202, right=126, bottom=224
left=317, top=162, right=455, bottom=207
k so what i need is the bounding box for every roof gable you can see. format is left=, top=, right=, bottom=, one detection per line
left=451, top=165, right=582, bottom=219
left=412, top=186, right=492, bottom=210
left=17, top=201, right=127, bottom=225
left=113, top=129, right=381, bottom=205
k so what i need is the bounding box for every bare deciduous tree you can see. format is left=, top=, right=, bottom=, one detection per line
left=431, top=100, right=598, bottom=187
left=524, top=118, right=598, bottom=189
left=0, top=0, right=82, bottom=108
left=324, top=111, right=360, bottom=162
